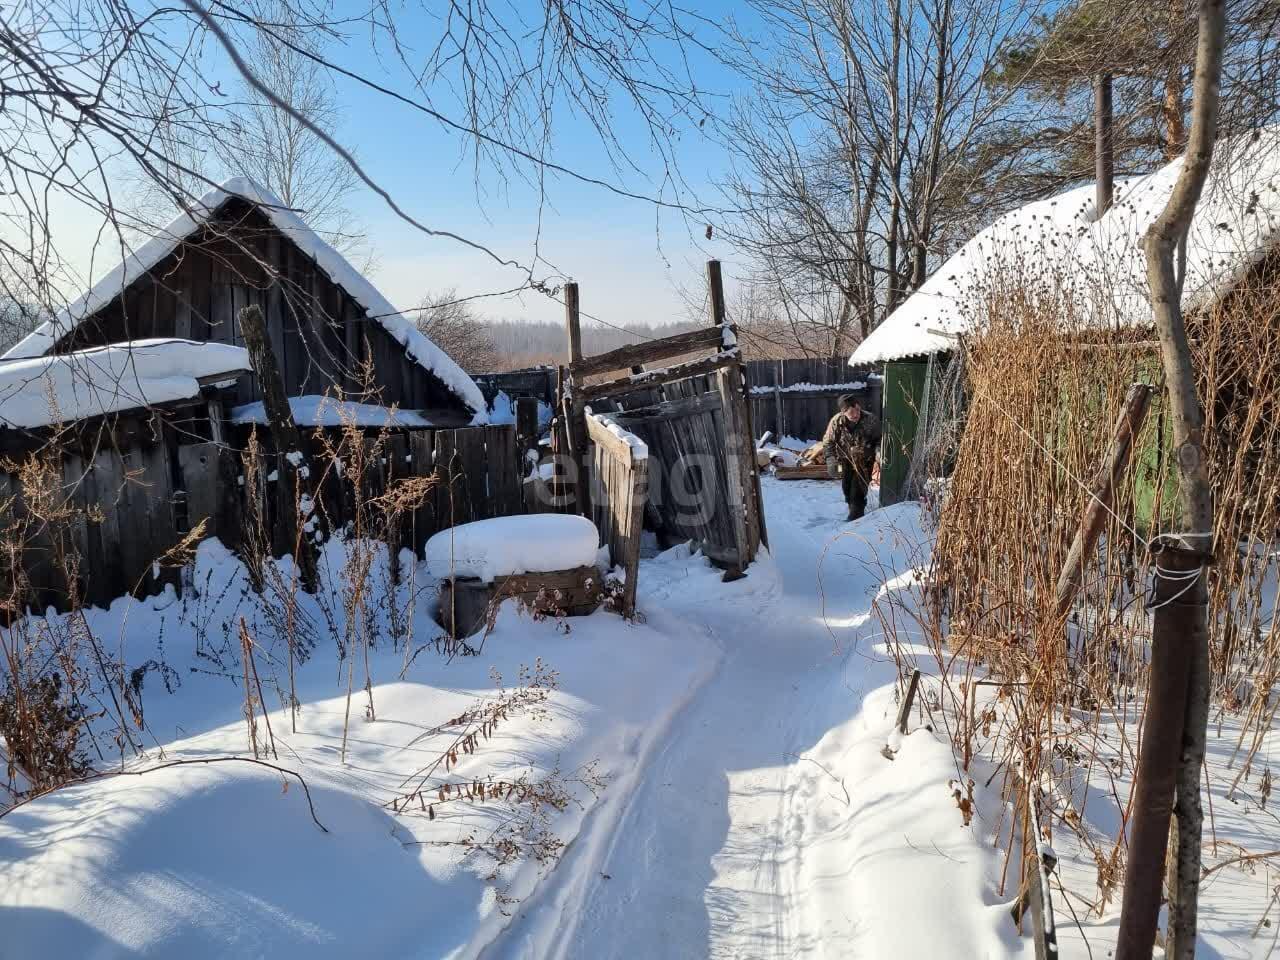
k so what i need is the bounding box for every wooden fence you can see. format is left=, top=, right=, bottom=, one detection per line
left=585, top=413, right=648, bottom=617
left=1, top=423, right=526, bottom=610
left=608, top=387, right=756, bottom=571
left=746, top=357, right=883, bottom=442
left=562, top=262, right=765, bottom=580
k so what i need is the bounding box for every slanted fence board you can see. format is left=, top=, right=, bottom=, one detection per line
left=570, top=326, right=729, bottom=380
left=586, top=414, right=648, bottom=618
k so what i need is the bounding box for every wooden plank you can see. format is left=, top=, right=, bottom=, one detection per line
left=433, top=429, right=461, bottom=528
left=484, top=424, right=520, bottom=517
left=569, top=326, right=731, bottom=379
left=585, top=413, right=639, bottom=464
left=515, top=397, right=540, bottom=471
left=178, top=442, right=221, bottom=536
left=609, top=390, right=724, bottom=423
left=409, top=429, right=436, bottom=551
left=577, top=351, right=740, bottom=404
left=448, top=427, right=481, bottom=522
left=620, top=454, right=648, bottom=617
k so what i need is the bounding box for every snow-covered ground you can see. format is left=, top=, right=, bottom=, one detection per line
left=3, top=474, right=1276, bottom=958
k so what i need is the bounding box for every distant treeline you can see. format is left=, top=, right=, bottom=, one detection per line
left=483, top=319, right=700, bottom=371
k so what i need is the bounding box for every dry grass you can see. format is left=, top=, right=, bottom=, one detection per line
left=915, top=265, right=1280, bottom=909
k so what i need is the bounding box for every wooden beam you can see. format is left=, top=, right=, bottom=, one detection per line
left=569, top=326, right=730, bottom=380
left=608, top=390, right=724, bottom=422
left=576, top=351, right=739, bottom=404
left=1054, top=383, right=1153, bottom=621
left=564, top=282, right=583, bottom=366
left=707, top=260, right=727, bottom=326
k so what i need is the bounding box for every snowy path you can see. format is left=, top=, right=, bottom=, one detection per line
left=490, top=479, right=1022, bottom=960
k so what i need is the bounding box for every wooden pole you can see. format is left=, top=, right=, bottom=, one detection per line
left=1114, top=538, right=1199, bottom=959
left=707, top=260, right=728, bottom=326
left=1095, top=73, right=1115, bottom=217
left=238, top=304, right=319, bottom=590
left=1054, top=383, right=1153, bottom=622
left=562, top=287, right=590, bottom=518
left=895, top=668, right=922, bottom=734
left=1136, top=3, right=1223, bottom=957
left=565, top=282, right=583, bottom=365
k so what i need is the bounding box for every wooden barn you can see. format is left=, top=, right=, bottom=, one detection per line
left=0, top=179, right=498, bottom=607
left=2, top=176, right=486, bottom=433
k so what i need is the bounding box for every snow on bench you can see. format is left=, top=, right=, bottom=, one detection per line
left=425, top=514, right=600, bottom=583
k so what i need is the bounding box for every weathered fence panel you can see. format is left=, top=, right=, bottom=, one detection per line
left=609, top=391, right=746, bottom=569
left=746, top=358, right=883, bottom=442
left=586, top=413, right=649, bottom=617
left=1, top=421, right=528, bottom=612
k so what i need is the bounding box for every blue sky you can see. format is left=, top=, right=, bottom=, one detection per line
left=281, top=1, right=751, bottom=330
left=30, top=1, right=756, bottom=334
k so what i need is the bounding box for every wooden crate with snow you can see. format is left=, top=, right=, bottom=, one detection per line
left=426, top=514, right=604, bottom=638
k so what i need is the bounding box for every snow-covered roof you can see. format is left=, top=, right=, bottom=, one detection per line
left=2, top=177, right=487, bottom=419
left=231, top=395, right=434, bottom=429
left=851, top=127, right=1280, bottom=366
left=0, top=339, right=250, bottom=430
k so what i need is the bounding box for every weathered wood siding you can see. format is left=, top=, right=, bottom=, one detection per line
left=586, top=413, right=648, bottom=617
left=0, top=422, right=524, bottom=611
left=746, top=357, right=883, bottom=443
left=55, top=198, right=469, bottom=420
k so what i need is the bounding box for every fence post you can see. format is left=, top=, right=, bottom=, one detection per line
left=895, top=668, right=922, bottom=734
left=238, top=304, right=319, bottom=590
left=562, top=283, right=591, bottom=518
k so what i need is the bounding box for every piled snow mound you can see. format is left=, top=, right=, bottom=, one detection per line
left=0, top=339, right=249, bottom=429
left=425, top=514, right=600, bottom=582
left=2, top=177, right=487, bottom=419
left=0, top=536, right=720, bottom=958
left=231, top=395, right=433, bottom=429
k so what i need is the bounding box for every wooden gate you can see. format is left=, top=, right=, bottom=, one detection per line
left=560, top=261, right=766, bottom=581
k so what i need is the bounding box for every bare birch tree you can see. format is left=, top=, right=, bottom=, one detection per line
left=416, top=290, right=501, bottom=374
left=213, top=1, right=365, bottom=258
left=718, top=0, right=1043, bottom=354
left=1115, top=2, right=1224, bottom=958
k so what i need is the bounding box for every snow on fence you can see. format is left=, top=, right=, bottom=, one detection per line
left=0, top=422, right=526, bottom=609
left=585, top=412, right=649, bottom=617
left=745, top=357, right=884, bottom=442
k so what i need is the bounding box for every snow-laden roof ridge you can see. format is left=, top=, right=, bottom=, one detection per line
left=850, top=125, right=1280, bottom=366
left=3, top=177, right=487, bottom=418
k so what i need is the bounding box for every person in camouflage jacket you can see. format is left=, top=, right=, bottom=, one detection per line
left=822, top=394, right=881, bottom=521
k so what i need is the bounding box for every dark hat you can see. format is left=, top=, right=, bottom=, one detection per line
left=838, top=393, right=861, bottom=410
